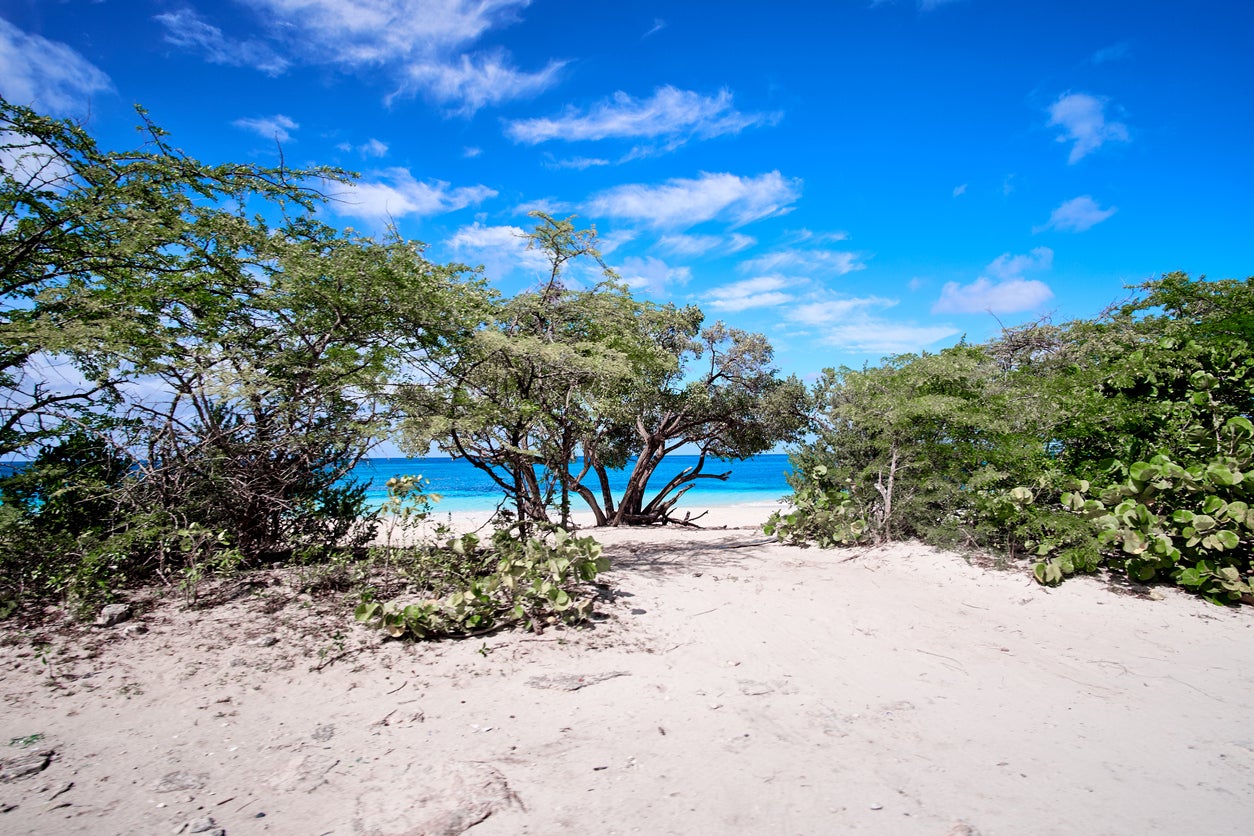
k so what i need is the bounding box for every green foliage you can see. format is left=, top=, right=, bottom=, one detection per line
left=771, top=344, right=1053, bottom=548
left=355, top=528, right=609, bottom=639
left=407, top=212, right=808, bottom=530
left=1, top=98, right=489, bottom=608
left=777, top=272, right=1254, bottom=605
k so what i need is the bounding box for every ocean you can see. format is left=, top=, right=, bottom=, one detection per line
left=350, top=454, right=795, bottom=515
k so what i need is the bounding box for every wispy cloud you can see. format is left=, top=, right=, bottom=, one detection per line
left=818, top=319, right=961, bottom=354
left=782, top=295, right=895, bottom=327
left=233, top=114, right=299, bottom=143
left=546, top=156, right=611, bottom=170
left=0, top=18, right=113, bottom=115
left=155, top=8, right=290, bottom=75
left=396, top=50, right=565, bottom=115
left=784, top=228, right=850, bottom=245
left=952, top=183, right=967, bottom=197
left=1091, top=42, right=1130, bottom=64
left=447, top=222, right=550, bottom=280
left=505, top=86, right=779, bottom=155
left=657, top=232, right=756, bottom=258
left=615, top=256, right=691, bottom=295
left=741, top=247, right=866, bottom=277
left=1047, top=92, right=1130, bottom=163
left=331, top=167, right=496, bottom=222
left=587, top=171, right=801, bottom=230
left=706, top=276, right=795, bottom=312
left=1034, top=195, right=1116, bottom=233
left=169, top=1, right=559, bottom=114
left=780, top=293, right=958, bottom=354
left=643, top=18, right=667, bottom=38
left=933, top=247, right=1054, bottom=314
left=335, top=138, right=390, bottom=158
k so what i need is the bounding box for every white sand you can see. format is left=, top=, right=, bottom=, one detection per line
left=3, top=502, right=1253, bottom=835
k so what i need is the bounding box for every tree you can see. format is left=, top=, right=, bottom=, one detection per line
left=0, top=97, right=341, bottom=456
left=407, top=213, right=809, bottom=529
left=0, top=99, right=487, bottom=601
left=571, top=321, right=809, bottom=526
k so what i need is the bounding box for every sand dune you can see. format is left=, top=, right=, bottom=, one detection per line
left=3, top=503, right=1252, bottom=834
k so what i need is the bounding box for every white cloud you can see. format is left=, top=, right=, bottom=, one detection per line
left=155, top=9, right=290, bottom=75
left=587, top=171, right=801, bottom=230
left=359, top=138, right=389, bottom=157
left=953, top=183, right=967, bottom=197
left=706, top=276, right=795, bottom=312
left=1034, top=195, right=1117, bottom=233
left=785, top=228, right=849, bottom=244
left=779, top=293, right=958, bottom=354
left=615, top=256, right=691, bottom=295
left=819, top=319, right=962, bottom=354
left=225, top=0, right=558, bottom=113
left=504, top=86, right=778, bottom=152
left=547, top=156, right=611, bottom=170
left=463, top=146, right=482, bottom=158
left=233, top=114, right=299, bottom=143
left=396, top=51, right=565, bottom=115
left=331, top=167, right=496, bottom=221
left=242, top=0, right=529, bottom=60
left=0, top=18, right=113, bottom=115
left=337, top=138, right=391, bottom=158
left=782, top=295, right=895, bottom=327
left=933, top=247, right=1054, bottom=314
left=1047, top=92, right=1130, bottom=163
left=643, top=18, right=667, bottom=38
left=986, top=246, right=1053, bottom=280
left=657, top=232, right=755, bottom=257
left=447, top=222, right=550, bottom=280
left=741, top=247, right=866, bottom=276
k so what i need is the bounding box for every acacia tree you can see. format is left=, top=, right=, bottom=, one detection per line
left=0, top=97, right=343, bottom=456
left=0, top=99, right=486, bottom=600
left=568, top=321, right=809, bottom=526
left=407, top=213, right=808, bottom=529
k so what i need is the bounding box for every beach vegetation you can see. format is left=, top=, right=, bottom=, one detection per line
left=405, top=212, right=809, bottom=531
left=770, top=272, right=1254, bottom=604
left=0, top=98, right=488, bottom=609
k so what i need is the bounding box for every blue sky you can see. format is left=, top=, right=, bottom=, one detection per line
left=2, top=0, right=1251, bottom=381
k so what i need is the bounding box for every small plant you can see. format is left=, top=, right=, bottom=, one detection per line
left=9, top=733, right=45, bottom=748
left=355, top=528, right=609, bottom=640
left=174, top=524, right=243, bottom=605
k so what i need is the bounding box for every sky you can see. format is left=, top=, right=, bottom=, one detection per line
left=2, top=0, right=1252, bottom=383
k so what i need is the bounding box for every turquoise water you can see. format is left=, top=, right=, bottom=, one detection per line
left=351, top=454, right=794, bottom=514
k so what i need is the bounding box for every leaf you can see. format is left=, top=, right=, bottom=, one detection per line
left=1205, top=462, right=1242, bottom=487
left=1214, top=529, right=1240, bottom=550
left=1008, top=486, right=1034, bottom=505
left=1226, top=416, right=1254, bottom=437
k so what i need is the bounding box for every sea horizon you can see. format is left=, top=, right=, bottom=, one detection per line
left=351, top=453, right=795, bottom=515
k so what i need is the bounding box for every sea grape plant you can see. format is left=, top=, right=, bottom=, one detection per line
left=355, top=527, right=610, bottom=639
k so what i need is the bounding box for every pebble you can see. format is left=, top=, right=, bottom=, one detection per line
left=95, top=603, right=132, bottom=627
left=870, top=803, right=883, bottom=811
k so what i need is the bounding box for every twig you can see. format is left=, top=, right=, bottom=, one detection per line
left=386, top=680, right=407, bottom=695
left=916, top=648, right=968, bottom=674
left=309, top=646, right=369, bottom=672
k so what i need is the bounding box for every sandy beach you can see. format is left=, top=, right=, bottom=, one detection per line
left=3, top=502, right=1253, bottom=835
